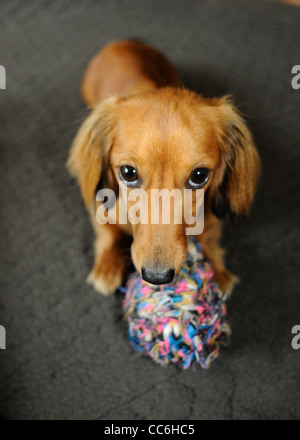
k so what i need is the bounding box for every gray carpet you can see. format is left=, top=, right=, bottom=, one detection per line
left=0, top=0, right=300, bottom=420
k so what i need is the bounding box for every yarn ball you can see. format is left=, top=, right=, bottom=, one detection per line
left=122, top=238, right=231, bottom=369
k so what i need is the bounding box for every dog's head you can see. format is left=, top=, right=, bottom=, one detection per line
left=68, top=88, right=260, bottom=284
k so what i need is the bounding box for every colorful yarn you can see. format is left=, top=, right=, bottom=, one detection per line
left=122, top=238, right=230, bottom=369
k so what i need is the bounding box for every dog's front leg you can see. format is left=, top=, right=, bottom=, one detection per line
left=87, top=223, right=131, bottom=295
left=199, top=214, right=238, bottom=296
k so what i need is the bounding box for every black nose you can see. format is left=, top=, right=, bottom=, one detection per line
left=141, top=267, right=175, bottom=285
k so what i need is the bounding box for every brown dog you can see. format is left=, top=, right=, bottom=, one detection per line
left=67, top=40, right=260, bottom=295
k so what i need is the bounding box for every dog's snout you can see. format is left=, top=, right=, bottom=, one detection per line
left=141, top=267, right=175, bottom=285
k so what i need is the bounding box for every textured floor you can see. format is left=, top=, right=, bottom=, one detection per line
left=0, top=0, right=299, bottom=420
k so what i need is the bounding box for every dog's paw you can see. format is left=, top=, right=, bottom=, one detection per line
left=213, top=268, right=239, bottom=297
left=87, top=262, right=123, bottom=296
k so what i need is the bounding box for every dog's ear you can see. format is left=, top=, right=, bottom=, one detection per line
left=67, top=95, right=122, bottom=209
left=210, top=96, right=261, bottom=218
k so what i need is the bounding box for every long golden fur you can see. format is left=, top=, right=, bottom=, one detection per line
left=68, top=40, right=260, bottom=295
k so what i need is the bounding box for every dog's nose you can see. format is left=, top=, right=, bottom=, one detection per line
left=141, top=267, right=175, bottom=285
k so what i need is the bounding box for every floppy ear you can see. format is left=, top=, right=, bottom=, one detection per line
left=211, top=96, right=261, bottom=218
left=67, top=95, right=122, bottom=209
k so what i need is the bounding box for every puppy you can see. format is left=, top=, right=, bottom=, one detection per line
left=67, top=39, right=260, bottom=295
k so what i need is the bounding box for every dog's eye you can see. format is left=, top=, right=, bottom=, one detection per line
left=188, top=168, right=210, bottom=188
left=119, top=165, right=139, bottom=185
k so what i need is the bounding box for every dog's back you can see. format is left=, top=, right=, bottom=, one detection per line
left=81, top=39, right=181, bottom=106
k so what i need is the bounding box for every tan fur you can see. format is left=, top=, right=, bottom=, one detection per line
left=68, top=40, right=260, bottom=295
